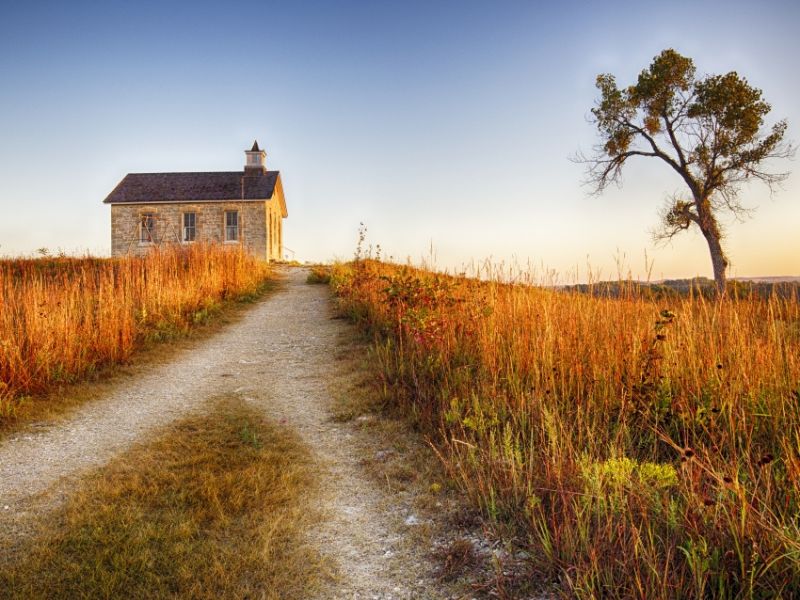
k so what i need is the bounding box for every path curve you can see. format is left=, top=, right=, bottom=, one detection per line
left=0, top=268, right=450, bottom=599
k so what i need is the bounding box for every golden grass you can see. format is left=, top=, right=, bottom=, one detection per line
left=0, top=396, right=323, bottom=599
left=331, top=259, right=800, bottom=599
left=0, top=279, right=279, bottom=440
left=0, top=244, right=272, bottom=421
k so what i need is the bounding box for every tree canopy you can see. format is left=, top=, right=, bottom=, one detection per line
left=580, top=48, right=793, bottom=293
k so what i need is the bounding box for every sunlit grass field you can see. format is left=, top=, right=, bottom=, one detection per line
left=0, top=244, right=271, bottom=420
left=331, top=259, right=800, bottom=598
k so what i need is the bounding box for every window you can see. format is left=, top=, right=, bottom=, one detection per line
left=272, top=213, right=277, bottom=254
left=225, top=210, right=239, bottom=242
left=140, top=213, right=156, bottom=243
left=183, top=212, right=196, bottom=242
left=268, top=212, right=273, bottom=255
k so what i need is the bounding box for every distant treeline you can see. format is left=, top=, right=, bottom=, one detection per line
left=563, top=277, right=800, bottom=300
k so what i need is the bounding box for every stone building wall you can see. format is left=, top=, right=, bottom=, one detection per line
left=110, top=201, right=269, bottom=259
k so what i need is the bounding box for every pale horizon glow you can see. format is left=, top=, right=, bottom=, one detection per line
left=0, top=0, right=797, bottom=281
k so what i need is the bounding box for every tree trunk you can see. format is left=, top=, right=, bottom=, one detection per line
left=692, top=196, right=729, bottom=296
left=699, top=219, right=729, bottom=296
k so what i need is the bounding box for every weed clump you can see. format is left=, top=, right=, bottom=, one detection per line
left=306, top=265, right=332, bottom=284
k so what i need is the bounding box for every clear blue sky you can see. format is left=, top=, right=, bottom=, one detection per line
left=1, top=0, right=797, bottom=280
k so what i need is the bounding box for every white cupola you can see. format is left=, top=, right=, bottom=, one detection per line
left=244, top=140, right=266, bottom=175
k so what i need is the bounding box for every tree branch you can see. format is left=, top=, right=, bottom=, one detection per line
left=663, top=112, right=688, bottom=169
left=622, top=119, right=703, bottom=198
left=653, top=194, right=700, bottom=243
left=575, top=148, right=660, bottom=193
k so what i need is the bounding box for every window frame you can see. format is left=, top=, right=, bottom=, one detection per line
left=139, top=212, right=156, bottom=244
left=182, top=211, right=197, bottom=243
left=224, top=210, right=240, bottom=242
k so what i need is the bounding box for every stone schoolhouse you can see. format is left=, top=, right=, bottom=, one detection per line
left=103, top=141, right=287, bottom=261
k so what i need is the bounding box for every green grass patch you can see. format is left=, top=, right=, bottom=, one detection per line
left=0, top=396, right=324, bottom=599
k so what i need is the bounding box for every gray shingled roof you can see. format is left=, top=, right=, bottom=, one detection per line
left=103, top=171, right=279, bottom=204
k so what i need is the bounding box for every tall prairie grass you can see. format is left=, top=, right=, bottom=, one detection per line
left=0, top=244, right=271, bottom=417
left=332, top=259, right=800, bottom=598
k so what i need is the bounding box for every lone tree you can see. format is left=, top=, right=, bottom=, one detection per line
left=581, top=48, right=793, bottom=294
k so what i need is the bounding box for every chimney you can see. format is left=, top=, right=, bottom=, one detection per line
left=244, top=140, right=266, bottom=175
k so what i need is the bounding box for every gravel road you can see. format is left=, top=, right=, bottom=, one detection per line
left=0, top=268, right=452, bottom=599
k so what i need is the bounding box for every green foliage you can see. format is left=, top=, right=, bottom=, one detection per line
left=630, top=49, right=695, bottom=118
left=578, top=455, right=678, bottom=514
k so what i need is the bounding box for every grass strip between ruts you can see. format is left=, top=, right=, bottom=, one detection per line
left=0, top=395, right=324, bottom=599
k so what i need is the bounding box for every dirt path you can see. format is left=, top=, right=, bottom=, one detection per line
left=0, top=268, right=454, bottom=598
